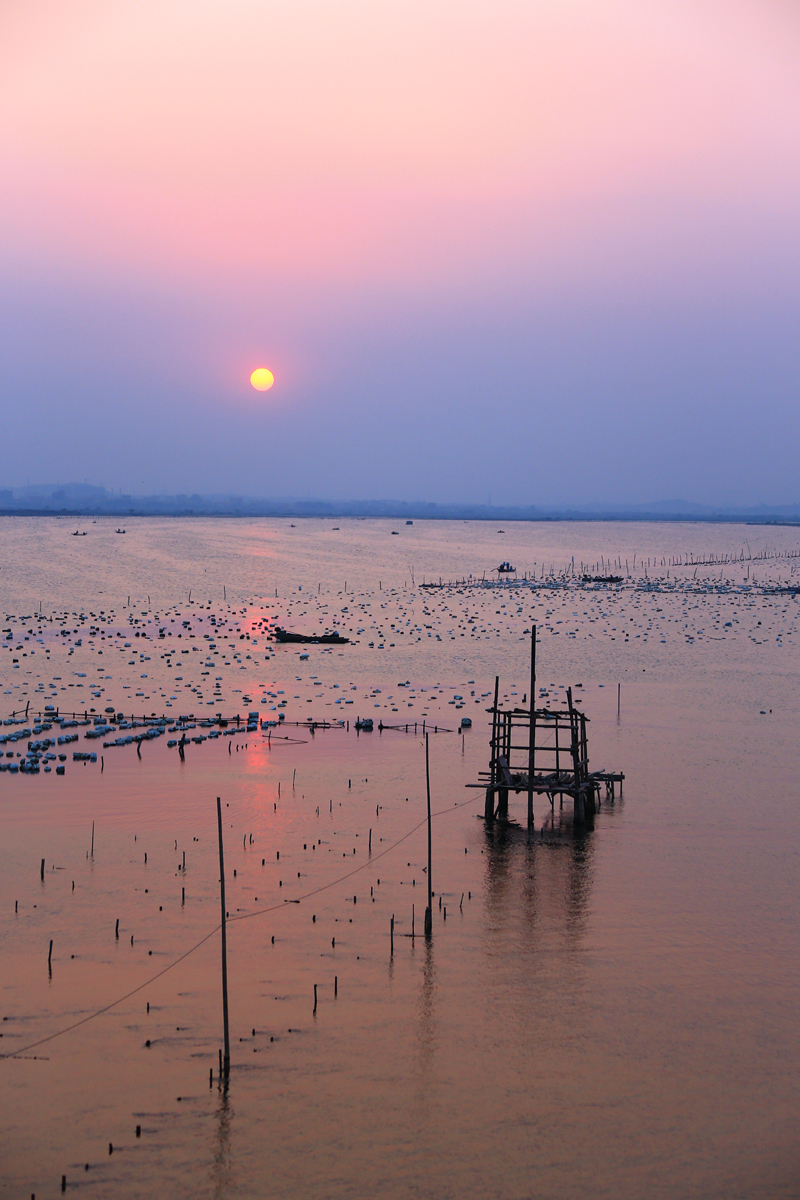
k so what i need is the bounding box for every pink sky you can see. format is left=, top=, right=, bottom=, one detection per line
left=1, top=0, right=799, bottom=504
left=3, top=0, right=798, bottom=282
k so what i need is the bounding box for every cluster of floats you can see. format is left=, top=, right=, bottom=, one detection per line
left=0, top=705, right=290, bottom=775
left=354, top=714, right=472, bottom=732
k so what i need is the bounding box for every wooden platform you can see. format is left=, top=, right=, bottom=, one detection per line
left=468, top=627, right=624, bottom=827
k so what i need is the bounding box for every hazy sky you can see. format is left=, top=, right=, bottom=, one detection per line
left=2, top=0, right=799, bottom=506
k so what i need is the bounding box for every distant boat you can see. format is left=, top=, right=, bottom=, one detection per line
left=71, top=530, right=87, bottom=537
left=273, top=627, right=350, bottom=645
left=115, top=528, right=126, bottom=534
left=406, top=520, right=413, bottom=525
left=495, top=562, right=515, bottom=573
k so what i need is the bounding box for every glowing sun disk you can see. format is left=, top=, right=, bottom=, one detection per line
left=250, top=367, right=274, bottom=391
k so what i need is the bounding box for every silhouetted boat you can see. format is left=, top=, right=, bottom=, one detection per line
left=273, top=627, right=349, bottom=644
left=495, top=561, right=515, bottom=573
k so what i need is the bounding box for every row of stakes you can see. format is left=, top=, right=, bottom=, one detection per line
left=32, top=734, right=442, bottom=1193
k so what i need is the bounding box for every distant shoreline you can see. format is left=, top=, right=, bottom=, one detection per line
left=0, top=506, right=798, bottom=527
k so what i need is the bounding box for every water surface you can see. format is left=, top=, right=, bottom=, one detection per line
left=1, top=518, right=798, bottom=1198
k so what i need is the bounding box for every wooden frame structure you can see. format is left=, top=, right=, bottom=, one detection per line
left=468, top=627, right=624, bottom=827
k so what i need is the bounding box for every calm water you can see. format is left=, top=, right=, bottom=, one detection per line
left=1, top=517, right=799, bottom=1198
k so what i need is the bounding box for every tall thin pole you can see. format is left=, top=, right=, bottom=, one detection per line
left=566, top=688, right=584, bottom=826
left=424, top=734, right=432, bottom=938
left=216, top=797, right=231, bottom=1078
left=527, top=625, right=536, bottom=829
left=490, top=674, right=500, bottom=788
left=486, top=673, right=500, bottom=824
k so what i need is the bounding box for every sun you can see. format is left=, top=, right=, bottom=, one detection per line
left=250, top=367, right=274, bottom=391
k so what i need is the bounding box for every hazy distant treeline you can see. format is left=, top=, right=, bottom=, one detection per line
left=1, top=483, right=799, bottom=524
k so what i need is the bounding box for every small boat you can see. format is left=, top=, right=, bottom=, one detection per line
left=115, top=528, right=126, bottom=534
left=406, top=520, right=413, bottom=525
left=495, top=562, right=515, bottom=573
left=71, top=530, right=87, bottom=537
left=273, top=627, right=350, bottom=645
left=355, top=717, right=373, bottom=731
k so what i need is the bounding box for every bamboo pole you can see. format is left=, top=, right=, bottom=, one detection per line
left=566, top=688, right=584, bottom=826
left=216, top=797, right=231, bottom=1078
left=486, top=674, right=500, bottom=823
left=527, top=625, right=536, bottom=829
left=424, top=734, right=433, bottom=939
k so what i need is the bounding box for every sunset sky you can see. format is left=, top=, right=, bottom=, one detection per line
left=2, top=0, right=799, bottom=505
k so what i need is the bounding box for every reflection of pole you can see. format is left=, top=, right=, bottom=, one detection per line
left=216, top=797, right=231, bottom=1078
left=211, top=1078, right=233, bottom=1195
left=424, top=734, right=432, bottom=938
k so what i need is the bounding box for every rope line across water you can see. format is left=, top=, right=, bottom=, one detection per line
left=1, top=794, right=478, bottom=1061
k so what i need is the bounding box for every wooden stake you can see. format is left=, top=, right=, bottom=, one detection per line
left=216, top=797, right=231, bottom=1078
left=567, top=688, right=584, bottom=826
left=485, top=675, right=500, bottom=824
left=527, top=625, right=536, bottom=829
left=425, top=734, right=433, bottom=939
